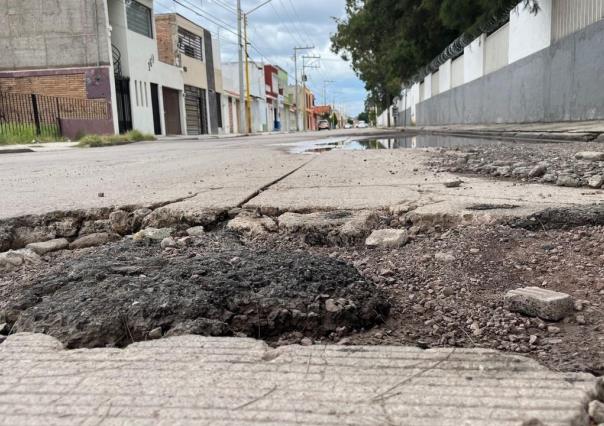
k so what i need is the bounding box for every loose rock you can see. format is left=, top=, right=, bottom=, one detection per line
left=505, top=287, right=574, bottom=321
left=109, top=210, right=133, bottom=235
left=365, top=229, right=409, bottom=249
left=443, top=180, right=463, bottom=188
left=589, top=400, right=604, bottom=424
left=186, top=226, right=205, bottom=237
left=227, top=213, right=277, bottom=235
left=556, top=175, right=580, bottom=187
left=132, top=228, right=173, bottom=242
left=70, top=233, right=114, bottom=250
left=26, top=238, right=69, bottom=255
left=0, top=249, right=41, bottom=271
left=588, top=175, right=604, bottom=188
left=575, top=151, right=604, bottom=161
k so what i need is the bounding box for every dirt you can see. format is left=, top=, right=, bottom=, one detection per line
left=428, top=139, right=604, bottom=188
left=0, top=231, right=389, bottom=349
left=249, top=224, right=604, bottom=376
left=3, top=220, right=601, bottom=375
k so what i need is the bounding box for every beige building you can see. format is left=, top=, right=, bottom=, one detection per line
left=156, top=13, right=224, bottom=135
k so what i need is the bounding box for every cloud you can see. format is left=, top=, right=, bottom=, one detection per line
left=154, top=0, right=366, bottom=115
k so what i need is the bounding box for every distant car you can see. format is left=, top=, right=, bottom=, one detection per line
left=356, top=120, right=368, bottom=128
left=318, top=120, right=330, bottom=131
left=344, top=123, right=352, bottom=129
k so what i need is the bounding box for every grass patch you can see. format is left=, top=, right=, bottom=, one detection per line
left=0, top=123, right=62, bottom=145
left=77, top=130, right=156, bottom=148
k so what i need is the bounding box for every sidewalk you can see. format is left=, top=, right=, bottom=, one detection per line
left=0, top=333, right=598, bottom=426
left=397, top=120, right=604, bottom=142
left=0, top=141, right=78, bottom=154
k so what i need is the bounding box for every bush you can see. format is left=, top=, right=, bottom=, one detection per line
left=0, top=123, right=62, bottom=145
left=77, top=130, right=156, bottom=148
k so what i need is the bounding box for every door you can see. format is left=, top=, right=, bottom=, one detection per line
left=184, top=85, right=208, bottom=135
left=228, top=97, right=233, bottom=133
left=150, top=83, right=162, bottom=135
left=115, top=77, right=132, bottom=134
left=162, top=87, right=182, bottom=135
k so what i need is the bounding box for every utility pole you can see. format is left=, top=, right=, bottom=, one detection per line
left=244, top=15, right=252, bottom=134
left=237, top=0, right=244, bottom=134
left=293, top=46, right=313, bottom=132
left=241, top=0, right=273, bottom=135
left=302, top=55, right=320, bottom=131
left=322, top=80, right=335, bottom=107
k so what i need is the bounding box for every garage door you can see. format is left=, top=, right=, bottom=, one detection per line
left=185, top=85, right=208, bottom=135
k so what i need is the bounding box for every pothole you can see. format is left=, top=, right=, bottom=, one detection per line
left=4, top=233, right=390, bottom=349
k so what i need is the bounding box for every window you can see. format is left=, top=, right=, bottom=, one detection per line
left=127, top=1, right=153, bottom=38
left=178, top=27, right=203, bottom=61
left=134, top=80, right=139, bottom=106
left=144, top=82, right=148, bottom=107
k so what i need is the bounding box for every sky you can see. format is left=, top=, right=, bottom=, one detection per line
left=154, top=0, right=367, bottom=117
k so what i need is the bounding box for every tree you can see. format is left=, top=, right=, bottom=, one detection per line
left=332, top=0, right=539, bottom=109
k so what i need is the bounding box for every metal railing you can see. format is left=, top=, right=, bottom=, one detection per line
left=0, top=91, right=110, bottom=140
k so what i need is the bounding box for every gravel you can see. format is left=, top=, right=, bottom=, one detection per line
left=428, top=140, right=604, bottom=189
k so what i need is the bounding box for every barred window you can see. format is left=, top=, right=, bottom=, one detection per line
left=127, top=1, right=153, bottom=38
left=178, top=28, right=203, bottom=61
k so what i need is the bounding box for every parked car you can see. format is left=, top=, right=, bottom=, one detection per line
left=356, top=120, right=368, bottom=128
left=318, top=120, right=330, bottom=131
left=344, top=123, right=353, bottom=129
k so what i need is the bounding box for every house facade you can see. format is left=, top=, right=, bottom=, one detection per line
left=0, top=0, right=187, bottom=137
left=155, top=13, right=224, bottom=135
left=109, top=0, right=185, bottom=135
left=222, top=61, right=267, bottom=133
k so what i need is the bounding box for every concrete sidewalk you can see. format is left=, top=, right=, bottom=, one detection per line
left=0, top=333, right=598, bottom=426
left=397, top=120, right=604, bottom=142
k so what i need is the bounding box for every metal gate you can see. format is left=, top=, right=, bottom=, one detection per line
left=115, top=77, right=132, bottom=134
left=184, top=85, right=208, bottom=135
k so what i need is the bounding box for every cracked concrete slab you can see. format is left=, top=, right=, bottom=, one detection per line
left=0, top=333, right=596, bottom=425
left=245, top=150, right=604, bottom=224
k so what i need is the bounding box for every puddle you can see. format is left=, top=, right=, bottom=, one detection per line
left=289, top=134, right=502, bottom=154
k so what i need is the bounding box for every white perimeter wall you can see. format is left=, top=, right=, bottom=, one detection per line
left=509, top=0, right=552, bottom=63
left=439, top=59, right=452, bottom=93
left=464, top=34, right=486, bottom=83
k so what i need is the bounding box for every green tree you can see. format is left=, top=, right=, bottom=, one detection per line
left=332, top=0, right=539, bottom=109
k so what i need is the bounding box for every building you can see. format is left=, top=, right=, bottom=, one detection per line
left=386, top=0, right=604, bottom=127
left=155, top=13, right=224, bottom=135
left=222, top=61, right=267, bottom=133
left=0, top=0, right=187, bottom=137
left=264, top=65, right=280, bottom=131
left=109, top=0, right=185, bottom=135
left=304, top=87, right=317, bottom=131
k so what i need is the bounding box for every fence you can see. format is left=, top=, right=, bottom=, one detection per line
left=552, top=0, right=604, bottom=41
left=0, top=91, right=110, bottom=140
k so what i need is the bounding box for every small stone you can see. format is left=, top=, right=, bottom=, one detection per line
left=325, top=299, right=341, bottom=313
left=469, top=248, right=480, bottom=254
left=443, top=179, right=463, bottom=188
left=98, top=192, right=105, bottom=198
left=300, top=337, right=313, bottom=346
left=336, top=337, right=351, bottom=345
left=148, top=327, right=163, bottom=339
left=528, top=164, right=547, bottom=178
left=589, top=400, right=604, bottom=424
left=547, top=326, right=560, bottom=334
left=576, top=314, right=586, bottom=325
left=587, top=175, right=604, bottom=188
left=133, top=228, right=173, bottom=241
left=0, top=249, right=41, bottom=271
left=186, top=226, right=205, bottom=236
left=442, top=287, right=455, bottom=297
left=160, top=237, right=177, bottom=249
left=529, top=335, right=538, bottom=345
left=365, top=229, right=409, bottom=249
left=575, top=151, right=604, bottom=161
left=227, top=214, right=277, bottom=235
left=556, top=175, right=580, bottom=187
left=70, top=233, right=113, bottom=250
left=434, top=252, right=455, bottom=262
left=109, top=210, right=132, bottom=235
left=26, top=238, right=69, bottom=255
left=504, top=287, right=574, bottom=321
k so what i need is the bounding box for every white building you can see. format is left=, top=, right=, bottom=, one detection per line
left=108, top=0, right=185, bottom=135
left=222, top=61, right=267, bottom=133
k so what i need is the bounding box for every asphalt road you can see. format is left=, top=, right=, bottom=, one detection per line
left=0, top=129, right=381, bottom=219
left=1, top=128, right=602, bottom=221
